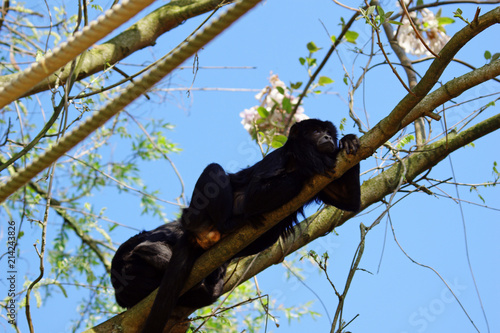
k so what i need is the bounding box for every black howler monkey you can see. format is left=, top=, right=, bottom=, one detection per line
left=111, top=118, right=361, bottom=332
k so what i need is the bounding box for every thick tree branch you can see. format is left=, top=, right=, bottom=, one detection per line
left=402, top=58, right=500, bottom=127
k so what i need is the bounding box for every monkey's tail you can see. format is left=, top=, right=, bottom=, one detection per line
left=141, top=233, right=199, bottom=333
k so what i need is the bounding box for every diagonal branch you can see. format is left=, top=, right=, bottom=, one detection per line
left=401, top=58, right=500, bottom=128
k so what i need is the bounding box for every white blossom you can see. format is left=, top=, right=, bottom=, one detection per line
left=396, top=7, right=451, bottom=56
left=240, top=73, right=309, bottom=141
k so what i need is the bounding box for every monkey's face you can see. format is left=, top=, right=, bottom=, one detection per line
left=288, top=119, right=338, bottom=154
left=312, top=128, right=337, bottom=153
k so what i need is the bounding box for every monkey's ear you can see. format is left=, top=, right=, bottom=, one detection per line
left=288, top=122, right=300, bottom=138
left=318, top=164, right=361, bottom=212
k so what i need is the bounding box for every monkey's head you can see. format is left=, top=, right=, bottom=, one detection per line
left=288, top=119, right=338, bottom=154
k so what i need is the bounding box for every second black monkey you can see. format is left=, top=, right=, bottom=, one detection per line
left=112, top=118, right=361, bottom=332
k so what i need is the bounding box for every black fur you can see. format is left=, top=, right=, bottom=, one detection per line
left=111, top=221, right=228, bottom=309
left=111, top=119, right=361, bottom=332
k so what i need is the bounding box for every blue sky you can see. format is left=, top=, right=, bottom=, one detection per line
left=1, top=0, right=499, bottom=332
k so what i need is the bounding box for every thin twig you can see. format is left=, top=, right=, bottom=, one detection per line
left=331, top=0, right=360, bottom=12
left=373, top=26, right=415, bottom=95
left=288, top=11, right=361, bottom=129
left=391, top=0, right=500, bottom=20
left=124, top=111, right=187, bottom=206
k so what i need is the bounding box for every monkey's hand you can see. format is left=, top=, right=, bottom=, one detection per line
left=339, top=134, right=360, bottom=155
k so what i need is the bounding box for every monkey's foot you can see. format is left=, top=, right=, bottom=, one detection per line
left=195, top=228, right=221, bottom=249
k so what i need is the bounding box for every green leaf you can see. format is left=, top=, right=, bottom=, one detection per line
left=276, top=86, right=285, bottom=94
left=366, top=5, right=375, bottom=16
left=36, top=49, right=44, bottom=61
left=492, top=53, right=500, bottom=62
left=306, top=41, right=320, bottom=53
left=282, top=97, right=292, bottom=113
left=299, top=57, right=306, bottom=65
left=257, top=106, right=269, bottom=118
left=484, top=50, right=492, bottom=60
left=345, top=30, right=359, bottom=44
left=271, top=134, right=287, bottom=148
left=389, top=20, right=403, bottom=25
left=453, top=8, right=463, bottom=17
left=437, top=17, right=455, bottom=26
left=396, top=134, right=415, bottom=149
left=318, top=76, right=334, bottom=86
left=271, top=141, right=283, bottom=149
left=331, top=35, right=336, bottom=43
left=377, top=6, right=385, bottom=18
left=306, top=57, right=317, bottom=67
left=291, top=81, right=303, bottom=90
